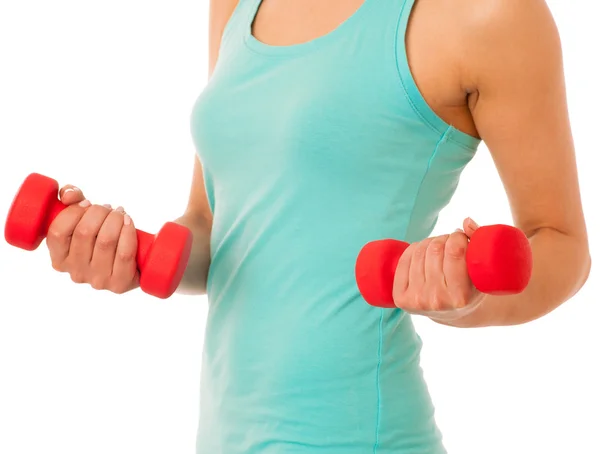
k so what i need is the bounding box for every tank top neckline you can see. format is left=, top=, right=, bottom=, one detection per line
left=243, top=0, right=377, bottom=56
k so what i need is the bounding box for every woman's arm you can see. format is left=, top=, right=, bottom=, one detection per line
left=174, top=156, right=213, bottom=295
left=173, top=0, right=239, bottom=295
left=437, top=0, right=591, bottom=327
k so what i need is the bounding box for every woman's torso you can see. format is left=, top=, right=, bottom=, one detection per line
left=190, top=0, right=481, bottom=452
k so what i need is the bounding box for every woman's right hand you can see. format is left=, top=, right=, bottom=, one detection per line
left=46, top=184, right=140, bottom=294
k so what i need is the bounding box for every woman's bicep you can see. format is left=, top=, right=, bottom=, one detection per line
left=467, top=0, right=587, bottom=241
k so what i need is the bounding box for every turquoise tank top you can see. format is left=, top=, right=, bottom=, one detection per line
left=190, top=0, right=481, bottom=452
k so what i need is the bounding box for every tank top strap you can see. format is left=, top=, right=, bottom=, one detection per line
left=353, top=0, right=415, bottom=38
left=316, top=0, right=417, bottom=75
left=332, top=0, right=418, bottom=91
left=217, top=0, right=258, bottom=53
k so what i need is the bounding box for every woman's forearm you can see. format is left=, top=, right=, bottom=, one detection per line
left=173, top=214, right=212, bottom=295
left=436, top=227, right=591, bottom=328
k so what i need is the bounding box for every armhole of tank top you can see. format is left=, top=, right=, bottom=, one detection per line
left=394, top=0, right=481, bottom=151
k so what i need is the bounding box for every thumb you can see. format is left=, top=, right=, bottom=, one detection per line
left=462, top=217, right=480, bottom=238
left=59, top=184, right=86, bottom=206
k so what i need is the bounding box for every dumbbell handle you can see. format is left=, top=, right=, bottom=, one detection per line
left=38, top=197, right=156, bottom=270
left=355, top=225, right=533, bottom=308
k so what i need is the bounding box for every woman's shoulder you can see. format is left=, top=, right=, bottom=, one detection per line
left=425, top=0, right=561, bottom=94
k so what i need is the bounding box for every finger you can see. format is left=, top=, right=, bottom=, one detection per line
left=409, top=238, right=433, bottom=287
left=68, top=204, right=113, bottom=268
left=59, top=185, right=86, bottom=205
left=424, top=235, right=449, bottom=286
left=89, top=207, right=126, bottom=289
left=442, top=231, right=471, bottom=308
left=46, top=201, right=91, bottom=270
left=110, top=214, right=139, bottom=294
left=462, top=217, right=480, bottom=238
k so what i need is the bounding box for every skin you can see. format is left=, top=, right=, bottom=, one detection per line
left=395, top=0, right=592, bottom=327
left=44, top=0, right=229, bottom=294
left=46, top=189, right=139, bottom=294
left=47, top=0, right=590, bottom=329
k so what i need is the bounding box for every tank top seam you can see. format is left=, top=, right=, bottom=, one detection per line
left=446, top=128, right=478, bottom=152
left=445, top=128, right=477, bottom=152
left=393, top=1, right=445, bottom=141
left=373, top=309, right=384, bottom=453
left=404, top=126, right=452, bottom=241
left=394, top=0, right=479, bottom=153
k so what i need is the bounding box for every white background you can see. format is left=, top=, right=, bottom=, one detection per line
left=0, top=1, right=598, bottom=453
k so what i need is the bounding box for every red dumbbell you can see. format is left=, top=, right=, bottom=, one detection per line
left=355, top=225, right=533, bottom=308
left=4, top=173, right=193, bottom=299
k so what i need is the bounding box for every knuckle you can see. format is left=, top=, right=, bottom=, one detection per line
left=73, top=226, right=92, bottom=239
left=446, top=240, right=466, bottom=259
left=110, top=286, right=127, bottom=295
left=108, top=280, right=131, bottom=295
left=70, top=270, right=86, bottom=284
left=51, top=261, right=64, bottom=272
left=96, top=236, right=117, bottom=252
left=47, top=226, right=66, bottom=242
left=90, top=277, right=108, bottom=290
left=451, top=230, right=468, bottom=242
left=413, top=242, right=429, bottom=259
left=117, top=249, right=136, bottom=263
left=427, top=240, right=445, bottom=256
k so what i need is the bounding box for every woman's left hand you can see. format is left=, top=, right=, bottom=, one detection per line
left=392, top=217, right=486, bottom=322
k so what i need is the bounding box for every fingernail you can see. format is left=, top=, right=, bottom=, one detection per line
left=124, top=214, right=132, bottom=226
left=455, top=228, right=463, bottom=233
left=103, top=204, right=112, bottom=209
left=115, top=206, right=125, bottom=213
left=63, top=188, right=76, bottom=195
left=79, top=199, right=91, bottom=207
left=468, top=218, right=479, bottom=229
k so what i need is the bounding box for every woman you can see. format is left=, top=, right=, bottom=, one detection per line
left=46, top=0, right=591, bottom=452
